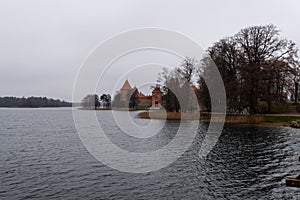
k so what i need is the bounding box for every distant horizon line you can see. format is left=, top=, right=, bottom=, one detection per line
left=0, top=95, right=79, bottom=103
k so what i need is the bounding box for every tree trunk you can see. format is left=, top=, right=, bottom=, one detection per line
left=294, top=79, right=299, bottom=104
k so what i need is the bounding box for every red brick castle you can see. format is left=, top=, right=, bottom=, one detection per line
left=119, top=80, right=162, bottom=108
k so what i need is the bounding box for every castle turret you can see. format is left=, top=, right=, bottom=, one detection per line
left=151, top=85, right=162, bottom=107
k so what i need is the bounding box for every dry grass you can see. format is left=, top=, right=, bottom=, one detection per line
left=225, top=114, right=264, bottom=124
left=95, top=108, right=111, bottom=110
left=137, top=111, right=264, bottom=124
left=111, top=107, right=136, bottom=111
left=138, top=111, right=200, bottom=120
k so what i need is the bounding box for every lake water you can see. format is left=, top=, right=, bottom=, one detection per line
left=1, top=108, right=300, bottom=199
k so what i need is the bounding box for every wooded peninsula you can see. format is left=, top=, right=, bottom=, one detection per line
left=0, top=96, right=72, bottom=108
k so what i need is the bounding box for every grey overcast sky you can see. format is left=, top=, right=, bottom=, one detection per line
left=1, top=0, right=300, bottom=101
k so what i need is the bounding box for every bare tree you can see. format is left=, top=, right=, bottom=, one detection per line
left=200, top=24, right=299, bottom=114
left=234, top=24, right=298, bottom=113
left=176, top=57, right=197, bottom=83
left=81, top=94, right=100, bottom=109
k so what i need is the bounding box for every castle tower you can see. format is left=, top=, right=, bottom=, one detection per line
left=120, top=80, right=132, bottom=101
left=151, top=85, right=162, bottom=107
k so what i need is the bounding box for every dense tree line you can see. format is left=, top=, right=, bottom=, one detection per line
left=199, top=24, right=299, bottom=114
left=157, top=24, right=299, bottom=114
left=0, top=96, right=71, bottom=107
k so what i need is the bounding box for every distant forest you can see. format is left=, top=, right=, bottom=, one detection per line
left=0, top=96, right=72, bottom=107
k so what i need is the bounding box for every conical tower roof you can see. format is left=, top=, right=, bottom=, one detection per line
left=120, top=79, right=132, bottom=90
left=152, top=85, right=162, bottom=93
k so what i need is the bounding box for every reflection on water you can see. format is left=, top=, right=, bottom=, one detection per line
left=0, top=108, right=300, bottom=199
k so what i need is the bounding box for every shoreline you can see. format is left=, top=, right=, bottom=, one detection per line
left=137, top=111, right=300, bottom=127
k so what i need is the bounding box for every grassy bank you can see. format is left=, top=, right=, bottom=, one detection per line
left=79, top=107, right=144, bottom=111
left=96, top=108, right=111, bottom=110
left=79, top=107, right=112, bottom=110
left=137, top=111, right=264, bottom=123
left=263, top=116, right=300, bottom=123
left=137, top=111, right=300, bottom=126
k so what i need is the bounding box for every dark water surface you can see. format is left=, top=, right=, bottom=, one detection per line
left=1, top=108, right=300, bottom=199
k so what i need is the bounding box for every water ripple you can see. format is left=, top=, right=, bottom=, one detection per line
left=0, top=109, right=300, bottom=199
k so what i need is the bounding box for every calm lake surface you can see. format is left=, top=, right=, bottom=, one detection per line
left=1, top=108, right=300, bottom=199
